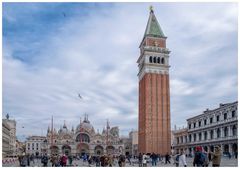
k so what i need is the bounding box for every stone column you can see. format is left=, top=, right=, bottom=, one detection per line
left=228, top=125, right=232, bottom=137
left=229, top=143, right=233, bottom=156
left=221, top=127, right=224, bottom=138
left=214, top=129, right=217, bottom=139
left=207, top=131, right=211, bottom=140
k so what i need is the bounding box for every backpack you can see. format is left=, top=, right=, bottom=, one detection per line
left=196, top=152, right=205, bottom=165
left=176, top=155, right=180, bottom=162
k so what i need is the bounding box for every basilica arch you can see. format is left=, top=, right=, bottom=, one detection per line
left=77, top=143, right=89, bottom=156
left=106, top=145, right=115, bottom=155
left=76, top=133, right=90, bottom=143
left=94, top=145, right=104, bottom=155
left=62, top=145, right=71, bottom=156
left=50, top=145, right=59, bottom=155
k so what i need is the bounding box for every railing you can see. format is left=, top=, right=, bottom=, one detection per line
left=186, top=135, right=238, bottom=145
left=143, top=46, right=170, bottom=53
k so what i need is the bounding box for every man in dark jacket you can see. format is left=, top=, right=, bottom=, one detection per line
left=193, top=146, right=204, bottom=167
left=41, top=153, right=48, bottom=167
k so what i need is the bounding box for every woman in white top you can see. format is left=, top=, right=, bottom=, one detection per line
left=142, top=154, right=147, bottom=167
left=179, top=150, right=187, bottom=167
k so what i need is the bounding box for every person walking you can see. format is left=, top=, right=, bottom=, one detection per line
left=179, top=150, right=187, bottom=167
left=108, top=154, right=113, bottom=167
left=165, top=153, right=171, bottom=164
left=151, top=152, right=157, bottom=166
left=173, top=153, right=180, bottom=167
left=210, top=146, right=222, bottom=167
left=61, top=154, right=68, bottom=167
left=193, top=146, right=205, bottom=167
left=202, top=149, right=209, bottom=167
left=142, top=153, right=147, bottom=167
left=41, top=153, right=48, bottom=167
left=138, top=153, right=143, bottom=167
left=95, top=155, right=100, bottom=167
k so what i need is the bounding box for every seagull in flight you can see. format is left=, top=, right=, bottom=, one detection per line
left=78, top=93, right=82, bottom=99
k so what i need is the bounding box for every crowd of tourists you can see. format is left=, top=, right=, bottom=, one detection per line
left=173, top=145, right=223, bottom=167
left=17, top=145, right=233, bottom=167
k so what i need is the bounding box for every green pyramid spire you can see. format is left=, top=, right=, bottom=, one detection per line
left=144, top=7, right=165, bottom=38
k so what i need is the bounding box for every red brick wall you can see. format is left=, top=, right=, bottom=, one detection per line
left=138, top=73, right=171, bottom=155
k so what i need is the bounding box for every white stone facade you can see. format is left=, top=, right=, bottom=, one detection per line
left=25, top=136, right=47, bottom=156
left=2, top=119, right=17, bottom=156
left=173, top=101, right=238, bottom=157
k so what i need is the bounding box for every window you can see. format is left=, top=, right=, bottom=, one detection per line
left=161, top=58, right=165, bottom=64
left=32, top=143, right=34, bottom=150
left=232, top=111, right=236, bottom=118
left=210, top=117, right=213, bottom=124
left=224, top=127, right=228, bottom=137
left=224, top=113, right=227, bottom=120
left=216, top=115, right=219, bottom=122
left=217, top=128, right=221, bottom=138
left=204, top=119, right=207, bottom=125
left=153, top=57, right=156, bottom=63
left=193, top=123, right=196, bottom=128
left=189, top=124, right=191, bottom=129
left=189, top=135, right=192, bottom=142
left=232, top=125, right=237, bottom=136
left=157, top=57, right=160, bottom=63
left=210, top=130, right=214, bottom=139
left=198, top=121, right=201, bottom=127
left=194, top=134, right=196, bottom=141
left=204, top=131, right=207, bottom=140
left=199, top=133, right=202, bottom=141
left=181, top=136, right=183, bottom=143
left=149, top=56, right=153, bottom=63
left=177, top=138, right=179, bottom=144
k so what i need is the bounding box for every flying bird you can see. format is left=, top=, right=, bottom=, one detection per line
left=78, top=93, right=82, bottom=99
left=62, top=12, right=66, bottom=17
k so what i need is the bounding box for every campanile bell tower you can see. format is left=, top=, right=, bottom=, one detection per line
left=137, top=7, right=171, bottom=154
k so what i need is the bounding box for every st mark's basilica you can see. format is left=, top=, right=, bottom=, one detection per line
left=41, top=115, right=129, bottom=156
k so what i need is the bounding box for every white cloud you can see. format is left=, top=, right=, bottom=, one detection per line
left=3, top=3, right=237, bottom=139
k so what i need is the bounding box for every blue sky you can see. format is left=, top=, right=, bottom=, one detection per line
left=2, top=3, right=238, bottom=141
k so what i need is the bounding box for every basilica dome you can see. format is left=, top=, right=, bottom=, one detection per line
left=76, top=116, right=95, bottom=133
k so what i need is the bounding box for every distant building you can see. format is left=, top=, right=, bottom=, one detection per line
left=2, top=116, right=17, bottom=156
left=172, top=128, right=188, bottom=154
left=16, top=140, right=25, bottom=156
left=2, top=120, right=11, bottom=157
left=129, top=131, right=138, bottom=156
left=173, top=101, right=238, bottom=157
left=25, top=136, right=47, bottom=156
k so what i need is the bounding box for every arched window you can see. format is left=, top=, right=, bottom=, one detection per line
left=189, top=135, right=192, bottom=142
left=217, top=128, right=221, bottom=138
left=157, top=57, right=160, bottom=63
left=232, top=125, right=237, bottom=136
left=161, top=58, right=165, bottom=64
left=153, top=57, right=156, bottom=63
left=204, top=131, right=207, bottom=140
left=224, top=127, right=228, bottom=137
left=149, top=56, right=153, bottom=63
left=193, top=134, right=196, bottom=141
left=199, top=133, right=202, bottom=141
left=76, top=133, right=90, bottom=143
left=210, top=130, right=214, bottom=139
